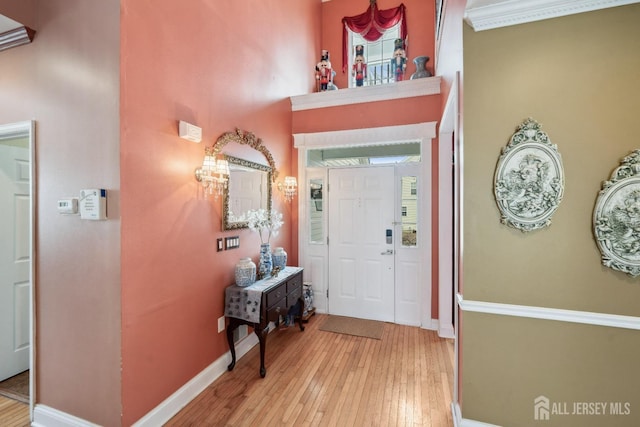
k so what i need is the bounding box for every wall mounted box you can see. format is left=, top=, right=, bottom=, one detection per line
left=179, top=120, right=202, bottom=143
left=80, top=189, right=107, bottom=220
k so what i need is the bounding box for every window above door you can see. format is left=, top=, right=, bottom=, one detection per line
left=306, top=142, right=420, bottom=168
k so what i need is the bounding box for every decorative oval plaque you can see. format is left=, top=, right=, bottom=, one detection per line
left=494, top=118, right=564, bottom=232
left=593, top=150, right=640, bottom=277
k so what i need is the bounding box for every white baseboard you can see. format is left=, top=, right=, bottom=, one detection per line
left=438, top=322, right=455, bottom=339
left=132, top=332, right=259, bottom=426
left=452, top=403, right=501, bottom=427
left=32, top=404, right=101, bottom=427
left=422, top=318, right=453, bottom=335
left=33, top=333, right=260, bottom=427
left=422, top=318, right=439, bottom=331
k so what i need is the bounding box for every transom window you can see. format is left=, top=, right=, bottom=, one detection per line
left=306, top=142, right=420, bottom=167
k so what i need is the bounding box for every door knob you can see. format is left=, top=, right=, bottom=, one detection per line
left=380, top=249, right=394, bottom=255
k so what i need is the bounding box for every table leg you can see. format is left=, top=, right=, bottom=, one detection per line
left=226, top=318, right=239, bottom=371
left=297, top=297, right=305, bottom=331
left=254, top=324, right=269, bottom=377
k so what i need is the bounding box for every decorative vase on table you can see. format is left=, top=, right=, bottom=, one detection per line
left=272, top=247, right=287, bottom=270
left=303, top=282, right=314, bottom=316
left=235, top=257, right=256, bottom=287
left=258, top=243, right=273, bottom=278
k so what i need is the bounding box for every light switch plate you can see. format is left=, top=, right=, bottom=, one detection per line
left=225, top=236, right=240, bottom=250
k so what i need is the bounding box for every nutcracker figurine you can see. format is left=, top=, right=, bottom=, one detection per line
left=352, top=45, right=367, bottom=87
left=315, top=50, right=333, bottom=92
left=390, top=38, right=407, bottom=82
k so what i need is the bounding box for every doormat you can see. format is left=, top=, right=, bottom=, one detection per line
left=319, top=315, right=385, bottom=340
left=0, top=370, right=29, bottom=403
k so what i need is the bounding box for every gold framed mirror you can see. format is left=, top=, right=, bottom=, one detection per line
left=223, top=155, right=273, bottom=230
left=210, top=129, right=277, bottom=231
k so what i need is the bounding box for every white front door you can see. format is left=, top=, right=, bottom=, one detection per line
left=0, top=143, right=31, bottom=381
left=328, top=167, right=395, bottom=322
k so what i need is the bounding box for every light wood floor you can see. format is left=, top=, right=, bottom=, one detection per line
left=0, top=314, right=455, bottom=427
left=0, top=396, right=29, bottom=427
left=166, top=314, right=455, bottom=427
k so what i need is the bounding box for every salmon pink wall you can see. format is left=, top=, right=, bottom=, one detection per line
left=321, top=0, right=436, bottom=89
left=292, top=93, right=441, bottom=134
left=120, top=0, right=320, bottom=424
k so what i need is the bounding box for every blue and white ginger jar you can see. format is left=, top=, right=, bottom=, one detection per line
left=272, top=247, right=287, bottom=270
left=235, top=257, right=256, bottom=287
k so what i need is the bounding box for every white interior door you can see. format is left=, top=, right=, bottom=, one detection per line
left=328, top=167, right=395, bottom=322
left=0, top=142, right=31, bottom=381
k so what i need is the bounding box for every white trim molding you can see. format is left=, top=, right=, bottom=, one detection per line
left=132, top=333, right=259, bottom=426
left=32, top=405, right=101, bottom=427
left=425, top=318, right=455, bottom=338
left=464, top=0, right=640, bottom=31
left=457, top=294, right=640, bottom=330
left=452, top=403, right=501, bottom=427
left=293, top=122, right=437, bottom=149
left=290, top=77, right=441, bottom=111
left=0, top=25, right=35, bottom=52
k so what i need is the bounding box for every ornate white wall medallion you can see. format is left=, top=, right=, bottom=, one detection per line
left=494, top=118, right=564, bottom=232
left=593, top=150, right=640, bottom=277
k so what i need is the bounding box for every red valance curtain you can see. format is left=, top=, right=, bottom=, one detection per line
left=342, top=1, right=407, bottom=72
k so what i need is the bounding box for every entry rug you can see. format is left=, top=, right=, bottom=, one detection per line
left=319, top=315, right=385, bottom=340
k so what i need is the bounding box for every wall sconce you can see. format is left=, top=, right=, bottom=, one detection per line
left=277, top=176, right=297, bottom=202
left=195, top=149, right=230, bottom=198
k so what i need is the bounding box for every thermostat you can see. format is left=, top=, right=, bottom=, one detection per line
left=57, top=198, right=78, bottom=214
left=80, top=189, right=107, bottom=220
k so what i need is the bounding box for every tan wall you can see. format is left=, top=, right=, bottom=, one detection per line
left=463, top=312, right=639, bottom=426
left=0, top=0, right=122, bottom=425
left=462, top=4, right=640, bottom=426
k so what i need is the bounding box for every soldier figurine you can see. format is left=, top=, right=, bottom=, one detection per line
left=390, top=38, right=407, bottom=82
left=315, top=50, right=333, bottom=92
left=352, top=45, right=367, bottom=87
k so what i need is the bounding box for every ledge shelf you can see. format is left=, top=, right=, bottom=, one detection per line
left=290, top=76, right=441, bottom=112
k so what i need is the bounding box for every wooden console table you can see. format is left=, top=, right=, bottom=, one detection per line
left=224, top=266, right=304, bottom=377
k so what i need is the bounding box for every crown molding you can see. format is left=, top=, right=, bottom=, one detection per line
left=0, top=25, right=35, bottom=52
left=464, top=0, right=640, bottom=31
